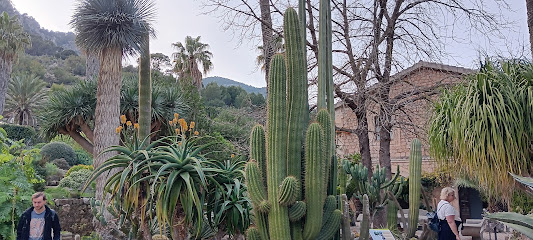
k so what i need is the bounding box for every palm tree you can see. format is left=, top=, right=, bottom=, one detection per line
left=172, top=36, right=213, bottom=89
left=428, top=59, right=533, bottom=204
left=5, top=73, right=47, bottom=125
left=256, top=35, right=284, bottom=72
left=70, top=0, right=154, bottom=238
left=0, top=12, right=31, bottom=115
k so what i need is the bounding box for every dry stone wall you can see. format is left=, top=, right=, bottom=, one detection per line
left=53, top=198, right=94, bottom=237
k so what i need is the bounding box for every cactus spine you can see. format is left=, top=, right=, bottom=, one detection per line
left=360, top=194, right=370, bottom=240
left=407, top=139, right=422, bottom=237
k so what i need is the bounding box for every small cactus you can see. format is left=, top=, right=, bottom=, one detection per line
left=360, top=194, right=370, bottom=240
left=407, top=139, right=422, bottom=237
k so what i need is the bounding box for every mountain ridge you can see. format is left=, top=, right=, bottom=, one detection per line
left=203, top=76, right=266, bottom=96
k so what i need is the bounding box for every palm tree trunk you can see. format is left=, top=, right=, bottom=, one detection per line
left=0, top=57, right=13, bottom=115
left=527, top=0, right=533, bottom=57
left=138, top=34, right=152, bottom=142
left=93, top=47, right=124, bottom=240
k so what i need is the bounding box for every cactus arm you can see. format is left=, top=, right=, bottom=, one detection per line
left=302, top=123, right=326, bottom=240
left=317, top=109, right=333, bottom=196
left=316, top=209, right=342, bottom=240
left=285, top=7, right=307, bottom=189
left=266, top=54, right=291, bottom=239
left=289, top=201, right=307, bottom=222
left=250, top=125, right=267, bottom=184
left=278, top=176, right=299, bottom=206
left=407, top=139, right=422, bottom=238
left=360, top=194, right=370, bottom=240
left=245, top=161, right=270, bottom=212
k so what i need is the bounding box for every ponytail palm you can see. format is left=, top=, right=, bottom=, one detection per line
left=428, top=59, right=533, bottom=202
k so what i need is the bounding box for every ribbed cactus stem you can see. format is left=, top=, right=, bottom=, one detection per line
left=407, top=139, right=422, bottom=238
left=317, top=109, right=332, bottom=196
left=302, top=123, right=326, bottom=240
left=246, top=227, right=261, bottom=240
left=278, top=176, right=299, bottom=206
left=387, top=199, right=398, bottom=231
left=316, top=209, right=342, bottom=240
left=285, top=7, right=307, bottom=196
left=250, top=124, right=267, bottom=184
left=266, top=54, right=291, bottom=239
left=245, top=161, right=269, bottom=211
left=360, top=194, right=370, bottom=240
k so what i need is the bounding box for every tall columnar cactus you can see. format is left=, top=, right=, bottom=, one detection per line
left=407, top=139, right=422, bottom=237
left=360, top=194, right=370, bottom=240
left=387, top=199, right=398, bottom=230
left=244, top=5, right=340, bottom=240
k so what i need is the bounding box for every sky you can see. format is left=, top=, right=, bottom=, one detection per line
left=10, top=0, right=531, bottom=89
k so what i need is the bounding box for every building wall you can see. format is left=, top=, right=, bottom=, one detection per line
left=335, top=64, right=471, bottom=176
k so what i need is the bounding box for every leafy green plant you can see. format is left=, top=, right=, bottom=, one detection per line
left=41, top=142, right=76, bottom=166
left=0, top=124, right=38, bottom=146
left=44, top=186, right=71, bottom=199
left=59, top=168, right=92, bottom=190
left=65, top=164, right=94, bottom=178
left=211, top=179, right=251, bottom=237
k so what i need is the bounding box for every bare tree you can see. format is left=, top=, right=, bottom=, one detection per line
left=204, top=0, right=509, bottom=180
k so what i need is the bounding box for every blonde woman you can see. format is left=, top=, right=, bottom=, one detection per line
left=437, top=187, right=462, bottom=240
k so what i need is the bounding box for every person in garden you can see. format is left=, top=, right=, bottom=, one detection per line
left=16, top=192, right=61, bottom=240
left=437, top=187, right=462, bottom=240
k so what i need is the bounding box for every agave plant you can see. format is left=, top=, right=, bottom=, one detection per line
left=485, top=173, right=533, bottom=238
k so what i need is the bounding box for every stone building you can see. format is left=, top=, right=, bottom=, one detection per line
left=335, top=61, right=475, bottom=176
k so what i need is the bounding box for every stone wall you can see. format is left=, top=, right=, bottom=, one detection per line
left=53, top=198, right=94, bottom=236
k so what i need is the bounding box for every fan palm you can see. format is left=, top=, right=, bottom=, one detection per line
left=428, top=59, right=533, bottom=203
left=5, top=74, right=47, bottom=126
left=0, top=12, right=31, bottom=115
left=172, top=36, right=213, bottom=89
left=70, top=1, right=154, bottom=234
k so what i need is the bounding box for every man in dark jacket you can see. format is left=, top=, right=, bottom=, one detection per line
left=16, top=192, right=61, bottom=240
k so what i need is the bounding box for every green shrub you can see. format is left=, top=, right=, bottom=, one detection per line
left=52, top=158, right=70, bottom=170
left=45, top=186, right=71, bottom=199
left=0, top=124, right=39, bottom=146
left=65, top=164, right=93, bottom=178
left=41, top=142, right=76, bottom=166
left=58, top=169, right=92, bottom=190
left=75, top=149, right=93, bottom=165
left=511, top=190, right=533, bottom=214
